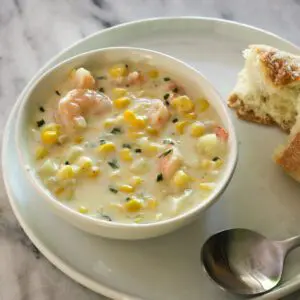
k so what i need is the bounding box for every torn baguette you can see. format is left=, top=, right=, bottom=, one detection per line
left=228, top=44, right=300, bottom=181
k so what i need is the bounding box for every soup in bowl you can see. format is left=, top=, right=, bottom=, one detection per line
left=16, top=47, right=237, bottom=239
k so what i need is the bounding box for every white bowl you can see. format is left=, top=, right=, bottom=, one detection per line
left=15, top=47, right=238, bottom=240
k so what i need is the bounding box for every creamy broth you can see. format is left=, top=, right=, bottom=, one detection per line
left=29, top=62, right=228, bottom=224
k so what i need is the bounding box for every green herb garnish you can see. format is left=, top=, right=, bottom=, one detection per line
left=122, top=143, right=132, bottom=149
left=159, top=149, right=173, bottom=158
left=97, top=76, right=107, bottom=80
left=101, top=213, right=112, bottom=221
left=99, top=139, right=106, bottom=145
left=164, top=77, right=171, bottom=81
left=163, top=139, right=175, bottom=145
left=156, top=173, right=164, bottom=182
left=99, top=87, right=105, bottom=93
left=212, top=156, right=220, bottom=161
left=109, top=187, right=118, bottom=194
left=172, top=118, right=178, bottom=123
left=55, top=90, right=61, bottom=96
left=39, top=106, right=45, bottom=112
left=111, top=127, right=122, bottom=134
left=65, top=161, right=70, bottom=165
left=108, top=159, right=119, bottom=169
left=135, top=148, right=142, bottom=153
left=164, top=93, right=170, bottom=100
left=125, top=197, right=131, bottom=201
left=36, top=119, right=45, bottom=127
left=173, top=87, right=178, bottom=93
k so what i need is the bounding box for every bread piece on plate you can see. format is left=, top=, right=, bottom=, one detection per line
left=228, top=44, right=300, bottom=181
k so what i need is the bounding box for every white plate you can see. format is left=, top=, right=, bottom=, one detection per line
left=4, top=17, right=300, bottom=300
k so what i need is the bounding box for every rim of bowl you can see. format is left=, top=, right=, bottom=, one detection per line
left=15, top=46, right=238, bottom=230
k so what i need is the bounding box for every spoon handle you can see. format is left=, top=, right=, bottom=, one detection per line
left=280, top=235, right=300, bottom=254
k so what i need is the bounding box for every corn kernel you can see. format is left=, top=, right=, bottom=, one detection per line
left=172, top=95, right=194, bottom=113
left=114, top=96, right=131, bottom=109
left=146, top=126, right=159, bottom=136
left=109, top=64, right=127, bottom=78
left=147, top=198, right=158, bottom=209
left=56, top=165, right=75, bottom=180
left=148, top=69, right=159, bottom=78
left=124, top=198, right=143, bottom=212
left=126, top=130, right=144, bottom=140
left=133, top=117, right=146, bottom=129
left=120, top=148, right=133, bottom=162
left=197, top=98, right=210, bottom=113
left=175, top=121, right=188, bottom=135
left=214, top=159, right=223, bottom=168
left=35, top=146, right=48, bottom=159
left=130, top=176, right=143, bottom=187
left=41, top=123, right=61, bottom=134
left=55, top=187, right=65, bottom=195
left=88, top=166, right=101, bottom=178
left=143, top=143, right=159, bottom=157
left=123, top=110, right=136, bottom=123
left=103, top=118, right=116, bottom=128
left=76, top=156, right=93, bottom=170
left=119, top=184, right=135, bottom=193
left=96, top=142, right=116, bottom=155
left=200, top=159, right=214, bottom=169
left=112, top=87, right=127, bottom=97
left=190, top=121, right=205, bottom=137
left=184, top=112, right=197, bottom=120
left=199, top=182, right=216, bottom=191
left=41, top=130, right=59, bottom=145
left=78, top=206, right=89, bottom=214
left=172, top=170, right=191, bottom=188
left=74, top=136, right=84, bottom=144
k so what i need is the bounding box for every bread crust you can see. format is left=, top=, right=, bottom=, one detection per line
left=252, top=45, right=300, bottom=87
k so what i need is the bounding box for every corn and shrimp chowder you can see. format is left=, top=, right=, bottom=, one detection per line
left=29, top=62, right=228, bottom=224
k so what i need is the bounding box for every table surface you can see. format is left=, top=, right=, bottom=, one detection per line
left=1, top=0, right=300, bottom=299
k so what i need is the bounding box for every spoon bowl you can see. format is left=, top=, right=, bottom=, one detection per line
left=201, top=229, right=300, bottom=296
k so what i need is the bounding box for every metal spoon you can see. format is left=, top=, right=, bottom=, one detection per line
left=201, top=228, right=300, bottom=296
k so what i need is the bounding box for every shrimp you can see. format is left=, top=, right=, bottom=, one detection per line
left=158, top=147, right=183, bottom=180
left=134, top=98, right=170, bottom=129
left=215, top=126, right=229, bottom=142
left=74, top=68, right=95, bottom=89
left=58, top=89, right=112, bottom=132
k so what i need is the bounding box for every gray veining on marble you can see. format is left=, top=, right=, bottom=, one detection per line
left=1, top=0, right=300, bottom=299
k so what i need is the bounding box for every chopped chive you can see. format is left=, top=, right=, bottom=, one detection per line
left=163, top=93, right=170, bottom=100
left=173, top=87, right=178, bottom=93
left=108, top=159, right=119, bottom=169
left=99, top=87, right=105, bottom=93
left=159, top=149, right=173, bottom=158
left=122, top=143, right=132, bottom=149
left=36, top=119, right=45, bottom=127
left=125, top=197, right=131, bottom=201
left=156, top=173, right=163, bottom=182
left=65, top=161, right=70, bottom=165
left=172, top=118, right=178, bottom=123
left=164, top=77, right=171, bottom=81
left=111, top=127, right=122, bottom=134
left=135, top=148, right=142, bottom=153
left=109, top=187, right=118, bottom=194
left=163, top=139, right=175, bottom=145
left=99, top=139, right=106, bottom=145
left=39, top=106, right=45, bottom=112
left=101, top=214, right=112, bottom=221
left=97, top=76, right=107, bottom=80
left=55, top=90, right=61, bottom=96
left=212, top=156, right=220, bottom=161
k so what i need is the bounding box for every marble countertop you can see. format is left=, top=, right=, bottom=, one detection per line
left=1, top=0, right=300, bottom=299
